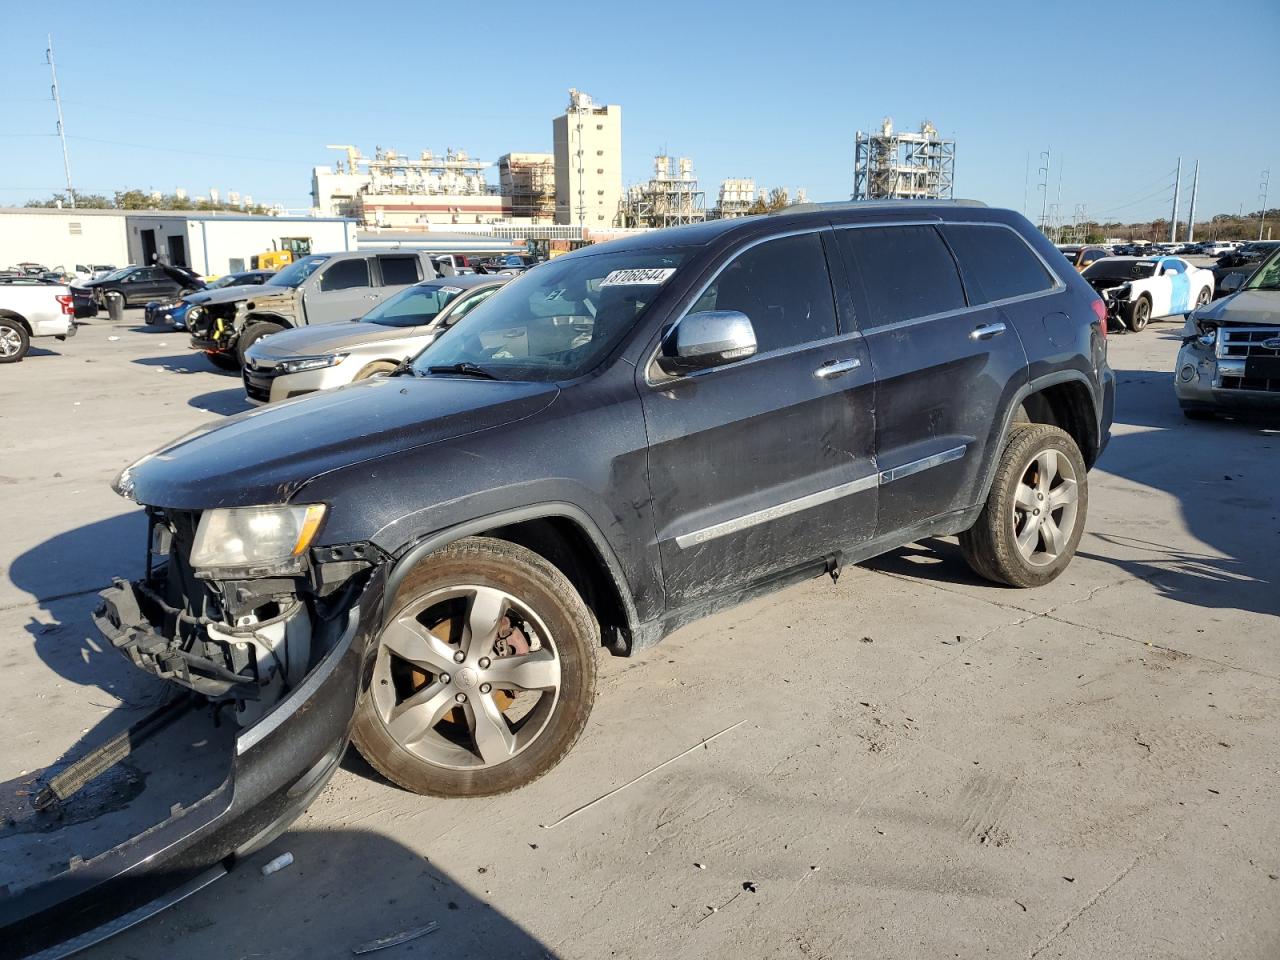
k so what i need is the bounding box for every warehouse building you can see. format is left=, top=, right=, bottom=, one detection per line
left=553, top=89, right=623, bottom=227
left=0, top=208, right=357, bottom=276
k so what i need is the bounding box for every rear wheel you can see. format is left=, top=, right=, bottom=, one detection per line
left=0, top=318, right=30, bottom=363
left=353, top=537, right=598, bottom=797
left=1194, top=286, right=1212, bottom=310
left=1129, top=296, right=1151, bottom=332
left=959, top=423, right=1088, bottom=588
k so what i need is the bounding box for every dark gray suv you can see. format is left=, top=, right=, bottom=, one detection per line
left=6, top=201, right=1115, bottom=956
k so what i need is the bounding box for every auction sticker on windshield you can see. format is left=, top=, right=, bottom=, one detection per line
left=440, top=286, right=463, bottom=294
left=600, top=267, right=676, bottom=287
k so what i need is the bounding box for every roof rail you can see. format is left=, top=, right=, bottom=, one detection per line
left=782, top=198, right=989, bottom=215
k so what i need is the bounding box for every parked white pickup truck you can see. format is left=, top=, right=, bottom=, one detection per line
left=0, top=278, right=77, bottom=363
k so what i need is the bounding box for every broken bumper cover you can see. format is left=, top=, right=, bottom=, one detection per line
left=0, top=568, right=385, bottom=960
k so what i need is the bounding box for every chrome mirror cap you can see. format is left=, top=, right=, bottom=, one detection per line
left=659, top=310, right=757, bottom=375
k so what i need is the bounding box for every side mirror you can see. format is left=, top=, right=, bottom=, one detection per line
left=657, top=310, right=757, bottom=376
left=1220, top=273, right=1244, bottom=293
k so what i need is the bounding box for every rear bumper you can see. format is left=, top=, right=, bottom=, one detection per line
left=0, top=569, right=386, bottom=960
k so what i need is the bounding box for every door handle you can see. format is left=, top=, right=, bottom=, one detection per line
left=813, top=358, right=862, bottom=379
left=970, top=322, right=1007, bottom=341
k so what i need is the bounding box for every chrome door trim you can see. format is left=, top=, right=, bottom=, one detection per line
left=969, top=322, right=1007, bottom=341
left=878, top=444, right=968, bottom=484
left=673, top=444, right=968, bottom=549
left=814, top=357, right=862, bottom=378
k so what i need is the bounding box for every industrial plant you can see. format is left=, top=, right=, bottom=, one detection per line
left=853, top=118, right=956, bottom=201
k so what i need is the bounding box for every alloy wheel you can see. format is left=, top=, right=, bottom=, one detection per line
left=1010, top=448, right=1080, bottom=567
left=0, top=327, right=21, bottom=358
left=371, top=585, right=562, bottom=770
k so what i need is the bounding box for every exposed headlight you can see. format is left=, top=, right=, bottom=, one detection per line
left=277, top=354, right=346, bottom=374
left=190, top=504, right=326, bottom=574
left=1197, top=330, right=1217, bottom=347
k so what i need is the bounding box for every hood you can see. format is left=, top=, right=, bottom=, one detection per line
left=158, top=263, right=205, bottom=288
left=191, top=284, right=285, bottom=306
left=121, top=376, right=560, bottom=510
left=248, top=321, right=429, bottom=360
left=1193, top=289, right=1280, bottom=326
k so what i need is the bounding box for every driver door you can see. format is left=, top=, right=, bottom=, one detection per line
left=1157, top=258, right=1190, bottom=316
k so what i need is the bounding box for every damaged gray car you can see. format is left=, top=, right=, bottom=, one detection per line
left=1175, top=246, right=1280, bottom=419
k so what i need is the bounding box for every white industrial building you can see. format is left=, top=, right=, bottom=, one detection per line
left=553, top=89, right=623, bottom=227
left=0, top=208, right=357, bottom=276
left=311, top=146, right=507, bottom=228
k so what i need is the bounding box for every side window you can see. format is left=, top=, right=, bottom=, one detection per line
left=1161, top=259, right=1185, bottom=275
left=319, top=258, right=370, bottom=291
left=447, top=287, right=497, bottom=323
left=941, top=224, right=1056, bottom=304
left=695, top=233, right=837, bottom=353
left=378, top=256, right=421, bottom=286
left=835, top=225, right=966, bottom=328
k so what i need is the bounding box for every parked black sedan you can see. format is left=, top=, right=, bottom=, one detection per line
left=145, top=270, right=275, bottom=326
left=72, top=264, right=205, bottom=309
left=1212, top=240, right=1280, bottom=297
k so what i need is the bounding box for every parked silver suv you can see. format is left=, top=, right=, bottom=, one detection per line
left=1176, top=247, right=1280, bottom=419
left=187, top=250, right=437, bottom=369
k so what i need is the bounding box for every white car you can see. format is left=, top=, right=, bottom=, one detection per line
left=1200, top=241, right=1236, bottom=257
left=1080, top=256, right=1215, bottom=331
left=0, top=279, right=77, bottom=362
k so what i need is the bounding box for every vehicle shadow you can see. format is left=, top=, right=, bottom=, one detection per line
left=73, top=827, right=558, bottom=959
left=131, top=353, right=231, bottom=375
left=187, top=387, right=253, bottom=416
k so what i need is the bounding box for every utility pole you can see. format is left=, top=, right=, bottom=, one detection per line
left=1038, top=148, right=1051, bottom=236
left=1169, top=157, right=1182, bottom=242
left=1185, top=161, right=1199, bottom=243
left=1260, top=169, right=1271, bottom=241
left=46, top=34, right=75, bottom=207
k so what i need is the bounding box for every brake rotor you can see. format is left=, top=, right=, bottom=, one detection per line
left=408, top=620, right=515, bottom=716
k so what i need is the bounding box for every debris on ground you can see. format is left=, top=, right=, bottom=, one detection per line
left=260, top=852, right=293, bottom=876
left=742, top=881, right=757, bottom=892
left=351, top=922, right=439, bottom=955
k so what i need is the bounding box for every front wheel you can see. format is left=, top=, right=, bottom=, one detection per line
left=1194, top=286, right=1212, bottom=310
left=959, top=423, right=1089, bottom=588
left=1128, top=296, right=1151, bottom=332
left=352, top=537, right=598, bottom=797
left=236, top=321, right=283, bottom=367
left=206, top=350, right=240, bottom=372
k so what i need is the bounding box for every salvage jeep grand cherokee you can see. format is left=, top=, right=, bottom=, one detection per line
left=4, top=201, right=1114, bottom=956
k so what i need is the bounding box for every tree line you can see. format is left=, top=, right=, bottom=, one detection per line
left=24, top=190, right=273, bottom=215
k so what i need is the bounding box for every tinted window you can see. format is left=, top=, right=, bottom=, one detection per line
left=319, top=258, right=370, bottom=291
left=942, top=225, right=1055, bottom=303
left=836, top=225, right=966, bottom=328
left=1160, top=259, right=1185, bottom=274
left=693, top=233, right=837, bottom=353
left=378, top=256, right=421, bottom=286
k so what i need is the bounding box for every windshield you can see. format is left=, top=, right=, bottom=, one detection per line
left=1083, top=260, right=1156, bottom=281
left=205, top=274, right=241, bottom=289
left=362, top=283, right=466, bottom=327
left=412, top=247, right=690, bottom=382
left=267, top=255, right=329, bottom=288
left=1243, top=249, right=1280, bottom=291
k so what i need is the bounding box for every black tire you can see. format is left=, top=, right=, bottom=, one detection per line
left=0, top=317, right=31, bottom=363
left=236, top=321, right=284, bottom=367
left=1128, top=296, right=1151, bottom=332
left=352, top=537, right=598, bottom=797
left=206, top=350, right=240, bottom=372
left=959, top=423, right=1089, bottom=588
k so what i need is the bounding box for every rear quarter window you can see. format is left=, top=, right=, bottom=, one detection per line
left=942, top=224, right=1057, bottom=304
left=378, top=256, right=422, bottom=286
left=835, top=225, right=967, bottom=329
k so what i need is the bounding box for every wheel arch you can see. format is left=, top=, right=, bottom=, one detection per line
left=974, top=371, right=1101, bottom=511
left=0, top=309, right=32, bottom=335
left=243, top=311, right=294, bottom=330
left=384, top=503, right=640, bottom=655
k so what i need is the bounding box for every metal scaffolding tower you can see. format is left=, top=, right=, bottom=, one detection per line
left=853, top=118, right=955, bottom=201
left=618, top=154, right=707, bottom=228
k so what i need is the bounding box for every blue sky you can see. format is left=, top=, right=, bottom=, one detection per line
left=2, top=0, right=1277, bottom=223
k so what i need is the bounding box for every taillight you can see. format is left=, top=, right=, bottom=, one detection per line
left=56, top=294, right=74, bottom=316
left=1089, top=297, right=1107, bottom=340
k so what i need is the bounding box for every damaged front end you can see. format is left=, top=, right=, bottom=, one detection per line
left=1, top=504, right=387, bottom=960
left=1175, top=317, right=1280, bottom=413
left=186, top=300, right=245, bottom=356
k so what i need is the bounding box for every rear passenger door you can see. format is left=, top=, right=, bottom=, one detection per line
left=641, top=230, right=877, bottom=608
left=374, top=255, right=426, bottom=306
left=305, top=256, right=376, bottom=325
left=834, top=223, right=1029, bottom=537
